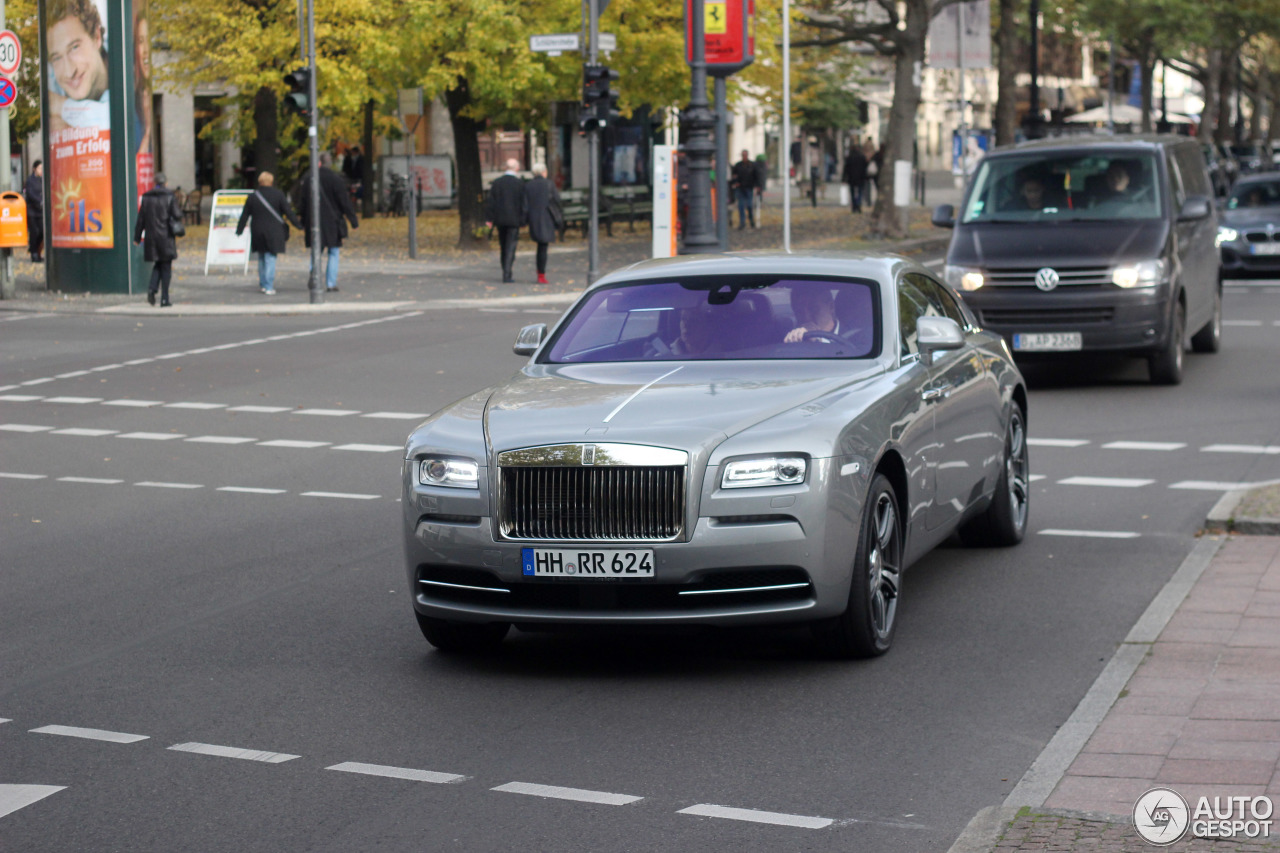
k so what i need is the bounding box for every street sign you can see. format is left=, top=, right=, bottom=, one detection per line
left=685, top=0, right=755, bottom=76
left=599, top=33, right=616, bottom=51
left=0, top=77, right=16, bottom=109
left=0, top=30, right=20, bottom=77
left=530, top=33, right=580, bottom=54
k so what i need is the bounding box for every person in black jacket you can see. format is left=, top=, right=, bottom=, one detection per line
left=841, top=144, right=868, bottom=213
left=484, top=158, right=527, bottom=283
left=133, top=173, right=182, bottom=306
left=24, top=160, right=43, bottom=262
left=235, top=171, right=303, bottom=295
left=525, top=164, right=560, bottom=284
left=730, top=150, right=758, bottom=229
left=299, top=152, right=359, bottom=292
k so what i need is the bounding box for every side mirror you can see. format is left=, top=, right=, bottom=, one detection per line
left=1178, top=196, right=1212, bottom=221
left=513, top=323, right=547, bottom=356
left=931, top=204, right=956, bottom=228
left=916, top=316, right=965, bottom=366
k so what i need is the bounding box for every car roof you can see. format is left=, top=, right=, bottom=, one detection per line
left=987, top=133, right=1190, bottom=159
left=591, top=252, right=928, bottom=291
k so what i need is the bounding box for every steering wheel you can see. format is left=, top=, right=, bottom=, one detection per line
left=803, top=329, right=853, bottom=346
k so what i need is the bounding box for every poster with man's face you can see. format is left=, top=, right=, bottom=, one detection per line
left=45, top=0, right=114, bottom=248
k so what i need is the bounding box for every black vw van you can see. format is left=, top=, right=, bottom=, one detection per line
left=933, top=136, right=1221, bottom=384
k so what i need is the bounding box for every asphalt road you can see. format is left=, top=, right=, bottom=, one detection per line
left=2, top=279, right=1279, bottom=851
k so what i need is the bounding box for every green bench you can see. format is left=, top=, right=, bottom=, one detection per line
left=557, top=189, right=612, bottom=239
left=602, top=186, right=653, bottom=232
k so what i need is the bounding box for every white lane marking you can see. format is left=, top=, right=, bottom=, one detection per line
left=326, top=762, right=467, bottom=784
left=492, top=781, right=642, bottom=806
left=20, top=378, right=56, bottom=385
left=122, top=358, right=155, bottom=365
left=296, top=409, right=357, bottom=417
left=164, top=402, right=226, bottom=410
left=333, top=443, right=401, bottom=453
left=300, top=491, right=380, bottom=500
left=522, top=308, right=562, bottom=314
left=90, top=364, right=121, bottom=372
left=1030, top=474, right=1047, bottom=482
left=0, top=385, right=16, bottom=391
left=51, top=428, right=118, bottom=437
left=155, top=353, right=185, bottom=360
left=677, top=803, right=832, bottom=829
left=479, top=307, right=519, bottom=313
left=54, top=371, right=91, bottom=378
left=135, top=482, right=203, bottom=490
left=0, top=394, right=44, bottom=401
left=603, top=366, right=684, bottom=423
left=228, top=405, right=291, bottom=413
left=1202, top=443, right=1280, bottom=454
left=168, top=742, right=299, bottom=763
left=258, top=439, right=330, bottom=449
left=1028, top=438, right=1090, bottom=447
left=117, top=432, right=186, bottom=441
left=0, top=785, right=66, bottom=820
left=1058, top=476, right=1154, bottom=488
left=1102, top=441, right=1185, bottom=451
left=57, top=476, right=124, bottom=484
left=185, top=436, right=258, bottom=444
left=1170, top=480, right=1266, bottom=491
left=0, top=424, right=53, bottom=432
left=0, top=472, right=46, bottom=479
left=217, top=486, right=288, bottom=494
left=44, top=396, right=103, bottom=404
left=103, top=399, right=163, bottom=407
left=1039, top=529, right=1141, bottom=539
left=1224, top=320, right=1263, bottom=326
left=31, top=725, right=149, bottom=743
left=361, top=412, right=428, bottom=420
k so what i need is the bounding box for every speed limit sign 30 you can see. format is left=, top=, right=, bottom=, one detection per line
left=0, top=30, right=21, bottom=77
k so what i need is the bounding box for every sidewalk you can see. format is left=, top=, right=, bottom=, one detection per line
left=955, top=485, right=1280, bottom=852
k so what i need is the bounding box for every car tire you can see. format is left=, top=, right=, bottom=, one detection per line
left=1148, top=300, right=1185, bottom=385
left=812, top=473, right=902, bottom=659
left=1190, top=283, right=1223, bottom=353
left=415, top=612, right=510, bottom=652
left=959, top=404, right=1029, bottom=547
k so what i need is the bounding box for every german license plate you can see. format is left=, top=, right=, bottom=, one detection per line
left=1250, top=243, right=1280, bottom=255
left=521, top=547, right=655, bottom=578
left=1013, top=332, right=1083, bottom=351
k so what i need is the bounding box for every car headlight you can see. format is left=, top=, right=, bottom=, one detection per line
left=1111, top=259, right=1167, bottom=288
left=1216, top=226, right=1239, bottom=247
left=418, top=457, right=479, bottom=489
left=721, top=456, right=808, bottom=489
left=944, top=265, right=985, bottom=292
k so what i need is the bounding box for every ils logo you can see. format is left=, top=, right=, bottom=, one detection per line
left=54, top=179, right=104, bottom=234
left=1133, top=787, right=1190, bottom=846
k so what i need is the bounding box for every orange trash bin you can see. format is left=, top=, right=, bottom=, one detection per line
left=0, top=191, right=28, bottom=249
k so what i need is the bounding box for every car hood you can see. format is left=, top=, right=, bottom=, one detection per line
left=484, top=360, right=884, bottom=458
left=949, top=220, right=1168, bottom=267
left=1219, top=207, right=1280, bottom=230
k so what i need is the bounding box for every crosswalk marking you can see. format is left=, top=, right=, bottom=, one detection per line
left=677, top=803, right=832, bottom=829
left=168, top=742, right=299, bottom=763
left=31, top=725, right=148, bottom=743
left=326, top=762, right=467, bottom=784
left=492, top=781, right=642, bottom=806
left=0, top=785, right=66, bottom=820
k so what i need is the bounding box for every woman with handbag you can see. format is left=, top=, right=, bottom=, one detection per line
left=133, top=173, right=184, bottom=307
left=525, top=164, right=562, bottom=285
left=236, top=172, right=303, bottom=295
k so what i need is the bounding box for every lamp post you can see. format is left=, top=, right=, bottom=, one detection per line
left=680, top=0, right=718, bottom=254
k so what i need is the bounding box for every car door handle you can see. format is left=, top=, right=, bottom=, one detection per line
left=922, top=385, right=952, bottom=402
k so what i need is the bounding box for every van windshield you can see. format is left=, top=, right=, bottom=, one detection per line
left=961, top=152, right=1163, bottom=224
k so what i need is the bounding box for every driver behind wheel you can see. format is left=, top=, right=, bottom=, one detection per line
left=784, top=286, right=841, bottom=343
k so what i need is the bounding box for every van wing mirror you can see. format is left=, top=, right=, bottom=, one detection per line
left=932, top=204, right=956, bottom=228
left=1179, top=196, right=1212, bottom=221
left=513, top=323, right=547, bottom=356
left=916, top=316, right=965, bottom=366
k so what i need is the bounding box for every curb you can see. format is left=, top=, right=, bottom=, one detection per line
left=1204, top=485, right=1280, bottom=535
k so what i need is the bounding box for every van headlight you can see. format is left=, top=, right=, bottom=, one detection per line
left=1111, top=259, right=1167, bottom=288
left=1216, top=226, right=1238, bottom=247
left=722, top=456, right=808, bottom=489
left=418, top=457, right=480, bottom=489
left=944, top=265, right=985, bottom=291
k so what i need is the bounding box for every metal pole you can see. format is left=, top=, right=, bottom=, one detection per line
left=956, top=1, right=967, bottom=180
left=715, top=76, right=728, bottom=249
left=305, top=0, right=322, bottom=303
left=782, top=0, right=791, bottom=253
left=587, top=0, right=601, bottom=282
left=408, top=123, right=418, bottom=259
left=1107, top=34, right=1115, bottom=133
left=680, top=0, right=717, bottom=253
left=1028, top=0, right=1040, bottom=137
left=0, top=0, right=12, bottom=299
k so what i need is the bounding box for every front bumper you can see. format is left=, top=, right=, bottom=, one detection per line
left=960, top=283, right=1171, bottom=354
left=1220, top=244, right=1280, bottom=274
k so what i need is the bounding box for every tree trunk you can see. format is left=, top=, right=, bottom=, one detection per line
left=870, top=9, right=926, bottom=239
left=1270, top=74, right=1280, bottom=143
left=252, top=86, right=279, bottom=179
left=1138, top=48, right=1155, bottom=134
left=361, top=98, right=375, bottom=219
left=1249, top=73, right=1265, bottom=141
left=445, top=78, right=488, bottom=250
left=1199, top=49, right=1221, bottom=142
left=994, top=0, right=1019, bottom=146
left=1215, top=49, right=1234, bottom=145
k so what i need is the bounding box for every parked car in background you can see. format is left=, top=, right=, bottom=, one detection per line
left=1228, top=142, right=1272, bottom=176
left=402, top=254, right=1029, bottom=658
left=933, top=135, right=1222, bottom=384
left=1217, top=174, right=1280, bottom=277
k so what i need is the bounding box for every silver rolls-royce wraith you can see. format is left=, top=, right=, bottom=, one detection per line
left=403, top=253, right=1029, bottom=657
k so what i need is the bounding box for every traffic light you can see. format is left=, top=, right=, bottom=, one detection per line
left=580, top=64, right=620, bottom=131
left=283, top=68, right=311, bottom=117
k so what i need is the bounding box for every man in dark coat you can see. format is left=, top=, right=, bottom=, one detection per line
left=525, top=164, right=560, bottom=284
left=235, top=170, right=303, bottom=295
left=133, top=173, right=182, bottom=306
left=841, top=144, right=868, bottom=213
left=730, top=150, right=758, bottom=229
left=299, top=152, right=359, bottom=292
left=24, top=160, right=43, bottom=262
left=484, top=158, right=527, bottom=283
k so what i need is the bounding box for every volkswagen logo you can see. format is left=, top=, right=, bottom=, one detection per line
left=1034, top=267, right=1060, bottom=291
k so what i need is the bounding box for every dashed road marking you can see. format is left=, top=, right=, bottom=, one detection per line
left=492, top=781, right=642, bottom=806
left=1102, top=441, right=1185, bottom=451
left=1028, top=438, right=1090, bottom=447
left=258, top=439, right=330, bottom=449
left=50, top=428, right=117, bottom=436
left=44, top=396, right=103, bottom=404
left=326, top=762, right=467, bottom=784
left=300, top=491, right=380, bottom=500
left=677, top=803, right=833, bottom=829
left=217, top=486, right=288, bottom=494
left=227, top=405, right=291, bottom=413
left=104, top=399, right=162, bottom=407
left=1202, top=443, right=1280, bottom=454
left=30, top=725, right=149, bottom=744
left=362, top=412, right=428, bottom=420
left=1039, top=529, right=1141, bottom=539
left=1169, top=480, right=1275, bottom=491
left=296, top=408, right=357, bottom=417
left=0, top=424, right=53, bottom=432
left=117, top=432, right=186, bottom=441
left=0, top=785, right=66, bottom=820
left=185, top=435, right=258, bottom=444
left=164, top=402, right=226, bottom=410
left=168, top=742, right=300, bottom=763
left=0, top=472, right=46, bottom=479
left=56, top=477, right=123, bottom=484
left=1058, top=476, right=1154, bottom=488
left=135, top=481, right=203, bottom=490
left=333, top=443, right=401, bottom=453
left=0, top=394, right=43, bottom=401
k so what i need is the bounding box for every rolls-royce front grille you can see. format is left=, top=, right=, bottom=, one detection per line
left=499, top=466, right=685, bottom=541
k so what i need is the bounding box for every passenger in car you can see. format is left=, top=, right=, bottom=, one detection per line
left=1087, top=161, right=1138, bottom=207
left=671, top=305, right=717, bottom=356
left=1014, top=172, right=1050, bottom=210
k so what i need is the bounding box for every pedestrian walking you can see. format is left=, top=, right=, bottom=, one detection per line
left=133, top=173, right=182, bottom=307
left=842, top=143, right=868, bottom=213
left=23, top=160, right=43, bottom=262
left=864, top=139, right=882, bottom=207
left=299, top=152, right=359, bottom=293
left=484, top=158, right=527, bottom=283
left=525, top=164, right=561, bottom=285
left=235, top=171, right=303, bottom=296
left=730, top=149, right=758, bottom=229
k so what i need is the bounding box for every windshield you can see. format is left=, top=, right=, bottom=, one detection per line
left=961, top=152, right=1163, bottom=223
left=1226, top=181, right=1280, bottom=209
left=542, top=278, right=880, bottom=363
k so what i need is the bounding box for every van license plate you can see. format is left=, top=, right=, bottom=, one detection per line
left=1013, top=332, right=1083, bottom=351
